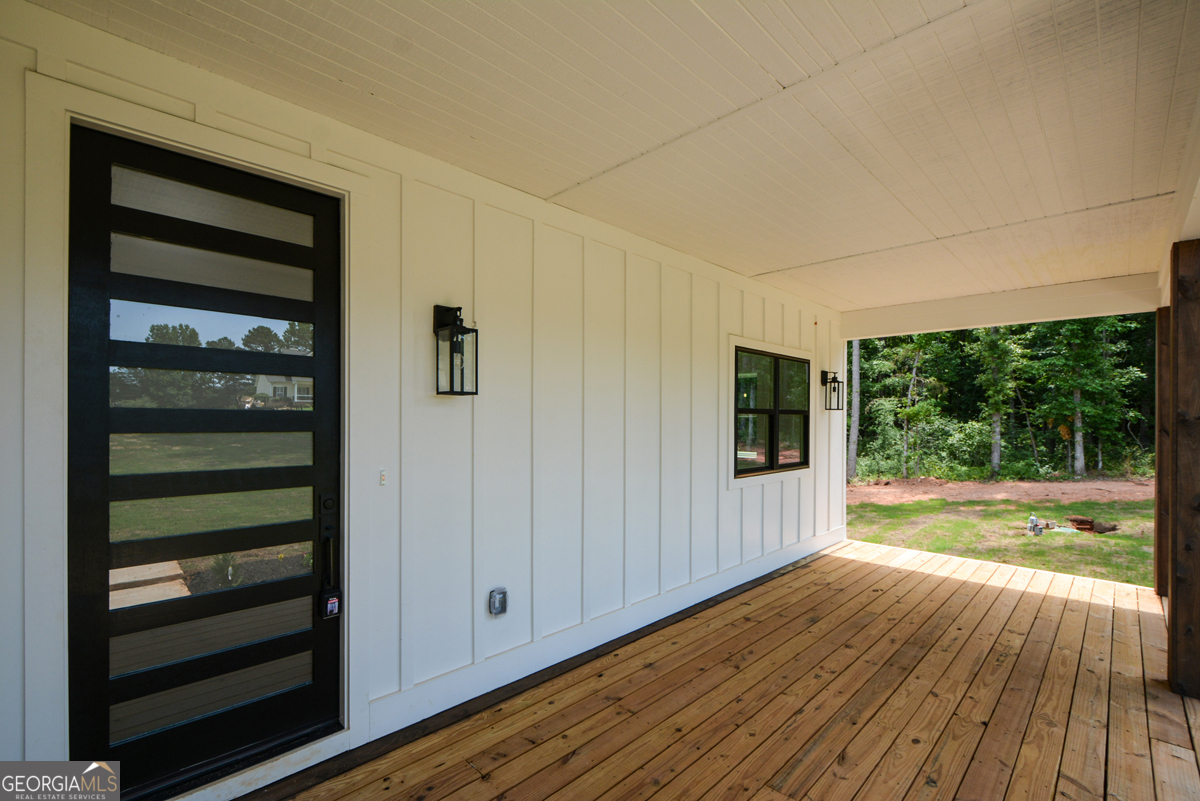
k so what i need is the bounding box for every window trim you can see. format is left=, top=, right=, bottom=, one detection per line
left=728, top=336, right=815, bottom=490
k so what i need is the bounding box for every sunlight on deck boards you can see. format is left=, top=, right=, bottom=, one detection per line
left=293, top=543, right=1200, bottom=801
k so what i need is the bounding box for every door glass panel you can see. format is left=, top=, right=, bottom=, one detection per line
left=109, top=542, right=314, bottom=610
left=737, top=352, right=774, bottom=409
left=109, top=651, right=312, bottom=744
left=779, top=414, right=806, bottom=466
left=111, top=234, right=314, bottom=301
left=112, top=166, right=314, bottom=246
left=110, top=487, right=312, bottom=542
left=110, top=367, right=314, bottom=410
left=736, top=413, right=769, bottom=471
left=110, top=598, right=311, bottom=676
left=111, top=300, right=312, bottom=355
left=110, top=433, right=313, bottom=475
left=779, top=359, right=809, bottom=411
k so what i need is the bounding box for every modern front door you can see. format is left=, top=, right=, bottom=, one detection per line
left=67, top=125, right=343, bottom=798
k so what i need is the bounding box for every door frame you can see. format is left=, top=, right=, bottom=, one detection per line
left=24, top=73, right=372, bottom=785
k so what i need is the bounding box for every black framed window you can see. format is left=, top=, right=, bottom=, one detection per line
left=735, top=347, right=810, bottom=476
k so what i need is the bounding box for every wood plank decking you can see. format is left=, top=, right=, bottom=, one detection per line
left=294, top=542, right=1200, bottom=801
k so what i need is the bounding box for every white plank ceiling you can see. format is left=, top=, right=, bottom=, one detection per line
left=36, top=0, right=1200, bottom=311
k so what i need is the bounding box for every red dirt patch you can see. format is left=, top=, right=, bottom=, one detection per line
left=847, top=476, right=1154, bottom=506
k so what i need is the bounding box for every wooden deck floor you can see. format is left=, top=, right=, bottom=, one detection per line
left=295, top=542, right=1200, bottom=801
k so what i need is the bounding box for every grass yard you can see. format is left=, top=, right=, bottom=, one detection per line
left=109, top=432, right=311, bottom=474
left=848, top=498, right=1155, bottom=587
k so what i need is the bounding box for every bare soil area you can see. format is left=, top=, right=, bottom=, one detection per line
left=847, top=476, right=1154, bottom=506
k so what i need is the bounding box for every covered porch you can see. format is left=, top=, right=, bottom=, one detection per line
left=268, top=540, right=1200, bottom=801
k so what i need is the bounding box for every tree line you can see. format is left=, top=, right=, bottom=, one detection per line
left=110, top=321, right=312, bottom=409
left=845, top=313, right=1156, bottom=482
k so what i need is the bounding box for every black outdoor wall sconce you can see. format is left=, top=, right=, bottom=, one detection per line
left=434, top=305, right=478, bottom=395
left=821, top=370, right=844, bottom=411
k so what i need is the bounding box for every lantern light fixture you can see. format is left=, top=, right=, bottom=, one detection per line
left=434, top=305, right=478, bottom=396
left=820, top=370, right=844, bottom=411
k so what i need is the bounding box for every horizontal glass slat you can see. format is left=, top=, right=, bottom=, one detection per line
left=110, top=367, right=314, bottom=410
left=112, top=166, right=314, bottom=246
left=111, top=300, right=312, bottom=356
left=109, top=541, right=314, bottom=610
left=110, top=597, right=311, bottom=677
left=111, top=233, right=313, bottom=301
left=110, top=487, right=312, bottom=542
left=110, top=432, right=313, bottom=475
left=109, top=651, right=311, bottom=744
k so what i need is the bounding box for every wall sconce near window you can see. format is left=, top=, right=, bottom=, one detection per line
left=820, top=370, right=844, bottom=411
left=434, top=305, right=478, bottom=395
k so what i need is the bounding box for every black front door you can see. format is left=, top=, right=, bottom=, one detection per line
left=67, top=126, right=343, bottom=798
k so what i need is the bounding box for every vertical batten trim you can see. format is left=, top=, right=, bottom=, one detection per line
left=530, top=221, right=540, bottom=643
left=528, top=219, right=537, bottom=641
left=469, top=198, right=478, bottom=663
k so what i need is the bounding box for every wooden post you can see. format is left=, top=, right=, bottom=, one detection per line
left=1157, top=306, right=1171, bottom=597
left=1169, top=240, right=1200, bottom=697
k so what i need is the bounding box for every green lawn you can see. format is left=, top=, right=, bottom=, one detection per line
left=110, top=432, right=311, bottom=474
left=848, top=498, right=1155, bottom=587
left=107, top=433, right=314, bottom=542
left=110, top=487, right=312, bottom=541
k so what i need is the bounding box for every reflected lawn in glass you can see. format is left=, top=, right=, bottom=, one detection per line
left=110, top=487, right=312, bottom=542
left=110, top=433, right=313, bottom=475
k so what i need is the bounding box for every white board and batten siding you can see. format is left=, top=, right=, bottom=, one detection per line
left=391, top=189, right=848, bottom=723
left=3, top=3, right=847, bottom=791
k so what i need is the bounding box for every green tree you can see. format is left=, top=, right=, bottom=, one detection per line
left=109, top=324, right=253, bottom=409
left=1020, top=317, right=1141, bottom=476
left=242, top=325, right=283, bottom=352
left=147, top=323, right=201, bottom=347
left=970, top=326, right=1021, bottom=477
left=280, top=321, right=313, bottom=353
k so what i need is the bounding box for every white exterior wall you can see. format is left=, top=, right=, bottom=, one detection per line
left=0, top=3, right=846, bottom=797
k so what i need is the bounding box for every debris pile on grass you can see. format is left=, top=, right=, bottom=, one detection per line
left=1023, top=513, right=1119, bottom=537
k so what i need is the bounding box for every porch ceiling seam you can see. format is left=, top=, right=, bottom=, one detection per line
left=544, top=0, right=1008, bottom=203
left=750, top=191, right=1178, bottom=277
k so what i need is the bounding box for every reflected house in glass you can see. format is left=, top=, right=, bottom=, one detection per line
left=252, top=348, right=314, bottom=406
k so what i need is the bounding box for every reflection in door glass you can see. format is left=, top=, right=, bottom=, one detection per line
left=109, top=542, right=314, bottom=610
left=110, top=433, right=313, bottom=475
left=110, top=487, right=312, bottom=542
left=111, top=233, right=314, bottom=301
left=109, top=367, right=314, bottom=410
left=110, top=300, right=312, bottom=356
left=112, top=166, right=314, bottom=246
left=110, top=598, right=311, bottom=677
left=109, top=651, right=312, bottom=744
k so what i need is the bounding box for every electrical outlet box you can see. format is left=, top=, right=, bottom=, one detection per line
left=488, top=587, right=508, bottom=616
